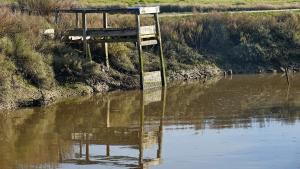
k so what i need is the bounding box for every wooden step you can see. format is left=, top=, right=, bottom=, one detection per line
left=141, top=40, right=158, bottom=46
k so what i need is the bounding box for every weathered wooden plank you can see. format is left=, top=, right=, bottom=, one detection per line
left=82, top=12, right=88, bottom=59
left=89, top=29, right=137, bottom=37
left=89, top=38, right=137, bottom=43
left=140, top=25, right=156, bottom=35
left=138, top=6, right=160, bottom=14
left=66, top=28, right=137, bottom=37
left=103, top=13, right=109, bottom=69
left=75, top=13, right=79, bottom=28
left=141, top=40, right=157, bottom=46
left=155, top=13, right=167, bottom=87
left=140, top=34, right=157, bottom=39
left=51, top=6, right=160, bottom=15
left=67, top=37, right=137, bottom=43
left=136, top=14, right=144, bottom=90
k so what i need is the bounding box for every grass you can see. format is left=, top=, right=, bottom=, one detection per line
left=3, top=0, right=300, bottom=8
left=81, top=0, right=300, bottom=5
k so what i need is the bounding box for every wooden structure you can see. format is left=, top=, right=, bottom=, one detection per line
left=53, top=6, right=167, bottom=89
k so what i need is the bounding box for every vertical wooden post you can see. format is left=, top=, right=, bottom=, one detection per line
left=87, top=43, right=92, bottom=62
left=82, top=12, right=88, bottom=59
left=75, top=13, right=79, bottom=28
left=154, top=13, right=167, bottom=87
left=54, top=10, right=60, bottom=39
left=136, top=15, right=144, bottom=90
left=55, top=10, right=59, bottom=24
left=103, top=13, right=109, bottom=69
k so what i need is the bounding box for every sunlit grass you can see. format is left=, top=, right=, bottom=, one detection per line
left=81, top=0, right=300, bottom=6
left=2, top=0, right=300, bottom=6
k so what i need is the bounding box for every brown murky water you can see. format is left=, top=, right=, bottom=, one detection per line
left=0, top=74, right=300, bottom=169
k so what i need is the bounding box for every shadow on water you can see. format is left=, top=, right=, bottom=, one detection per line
left=0, top=74, right=299, bottom=169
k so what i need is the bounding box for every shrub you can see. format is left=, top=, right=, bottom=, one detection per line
left=109, top=43, right=135, bottom=73
left=13, top=34, right=55, bottom=89
left=0, top=37, right=14, bottom=55
left=0, top=53, right=16, bottom=103
left=52, top=43, right=104, bottom=82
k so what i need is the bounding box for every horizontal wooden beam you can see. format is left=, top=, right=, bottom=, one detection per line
left=66, top=26, right=156, bottom=39
left=140, top=25, right=156, bottom=35
left=67, top=28, right=137, bottom=37
left=137, top=6, right=160, bottom=14
left=66, top=37, right=137, bottom=43
left=52, top=6, right=160, bottom=15
left=141, top=40, right=158, bottom=46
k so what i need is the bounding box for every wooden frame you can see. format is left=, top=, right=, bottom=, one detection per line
left=54, top=6, right=166, bottom=90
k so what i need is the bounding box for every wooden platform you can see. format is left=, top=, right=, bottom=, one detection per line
left=65, top=26, right=157, bottom=45
left=54, top=6, right=166, bottom=90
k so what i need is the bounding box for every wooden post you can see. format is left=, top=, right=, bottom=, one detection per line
left=87, top=43, right=92, bottom=62
left=136, top=15, right=144, bottom=90
left=103, top=13, right=109, bottom=69
left=55, top=11, right=59, bottom=24
left=154, top=13, right=167, bottom=87
left=54, top=10, right=60, bottom=39
left=75, top=13, right=79, bottom=28
left=82, top=12, right=88, bottom=59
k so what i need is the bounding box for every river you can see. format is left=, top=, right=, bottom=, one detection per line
left=0, top=74, right=299, bottom=169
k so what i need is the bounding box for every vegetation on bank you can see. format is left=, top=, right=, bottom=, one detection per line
left=0, top=0, right=299, bottom=109
left=5, top=0, right=299, bottom=5
left=3, top=0, right=300, bottom=13
left=161, top=12, right=300, bottom=72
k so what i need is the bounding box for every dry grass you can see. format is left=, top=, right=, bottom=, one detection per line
left=16, top=0, right=78, bottom=14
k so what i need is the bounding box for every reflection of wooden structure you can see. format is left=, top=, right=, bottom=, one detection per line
left=63, top=88, right=166, bottom=168
left=54, top=7, right=167, bottom=89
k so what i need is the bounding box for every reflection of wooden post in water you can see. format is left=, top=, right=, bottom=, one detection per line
left=285, top=67, right=290, bottom=85
left=57, top=137, right=63, bottom=163
left=79, top=139, right=83, bottom=158
left=85, top=133, right=90, bottom=162
left=157, top=88, right=166, bottom=158
left=138, top=88, right=166, bottom=168
left=139, top=92, right=145, bottom=165
left=106, top=99, right=111, bottom=157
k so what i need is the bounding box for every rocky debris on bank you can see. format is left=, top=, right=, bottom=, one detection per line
left=0, top=64, right=222, bottom=110
left=168, top=65, right=222, bottom=81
